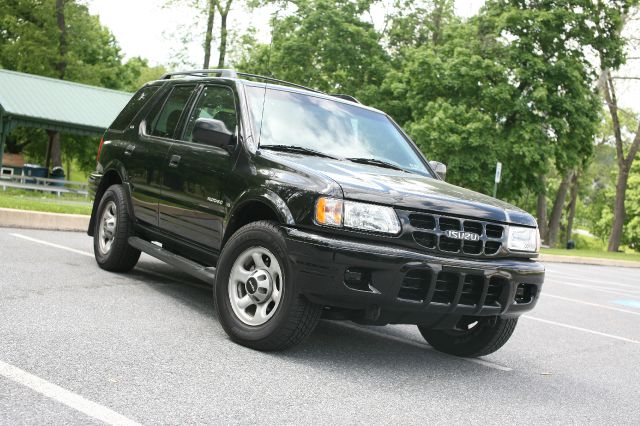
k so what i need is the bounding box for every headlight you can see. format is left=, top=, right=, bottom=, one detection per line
left=507, top=226, right=540, bottom=253
left=315, top=197, right=401, bottom=234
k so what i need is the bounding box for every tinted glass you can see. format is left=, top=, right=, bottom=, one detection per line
left=110, top=85, right=159, bottom=130
left=245, top=86, right=429, bottom=175
left=147, top=85, right=195, bottom=138
left=183, top=85, right=237, bottom=142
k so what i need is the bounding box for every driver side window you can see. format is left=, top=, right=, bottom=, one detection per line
left=183, top=85, right=237, bottom=142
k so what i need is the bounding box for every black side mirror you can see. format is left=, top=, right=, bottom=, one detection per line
left=428, top=160, right=447, bottom=181
left=193, top=118, right=234, bottom=148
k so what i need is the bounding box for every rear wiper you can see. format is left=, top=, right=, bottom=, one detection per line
left=260, top=145, right=340, bottom=160
left=345, top=157, right=409, bottom=172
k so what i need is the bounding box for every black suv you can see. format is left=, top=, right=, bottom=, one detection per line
left=88, top=69, right=544, bottom=356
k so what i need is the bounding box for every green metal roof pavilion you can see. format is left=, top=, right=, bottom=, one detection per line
left=0, top=69, right=132, bottom=168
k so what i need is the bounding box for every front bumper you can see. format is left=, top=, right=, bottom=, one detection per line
left=283, top=227, right=545, bottom=327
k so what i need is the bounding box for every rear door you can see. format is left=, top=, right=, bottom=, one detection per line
left=127, top=84, right=197, bottom=227
left=159, top=83, right=239, bottom=251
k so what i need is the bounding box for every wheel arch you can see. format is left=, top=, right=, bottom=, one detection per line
left=88, top=168, right=130, bottom=236
left=222, top=190, right=295, bottom=248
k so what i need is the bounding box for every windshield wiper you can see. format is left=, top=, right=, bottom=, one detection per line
left=345, top=157, right=409, bottom=173
left=260, top=145, right=340, bottom=160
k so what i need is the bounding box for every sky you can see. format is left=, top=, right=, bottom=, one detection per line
left=86, top=0, right=639, bottom=112
left=87, top=0, right=485, bottom=66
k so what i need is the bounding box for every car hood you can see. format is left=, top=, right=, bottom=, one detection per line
left=262, top=152, right=537, bottom=227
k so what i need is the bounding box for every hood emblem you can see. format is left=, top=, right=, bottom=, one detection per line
left=444, top=230, right=481, bottom=241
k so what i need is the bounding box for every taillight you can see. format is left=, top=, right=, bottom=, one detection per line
left=96, top=136, right=105, bottom=163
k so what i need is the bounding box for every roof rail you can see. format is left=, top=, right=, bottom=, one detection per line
left=159, top=68, right=321, bottom=94
left=331, top=94, right=361, bottom=104
left=160, top=69, right=238, bottom=79
left=235, top=72, right=322, bottom=94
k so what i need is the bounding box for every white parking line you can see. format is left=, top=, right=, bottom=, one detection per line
left=522, top=316, right=640, bottom=344
left=545, top=279, right=640, bottom=298
left=335, top=322, right=513, bottom=372
left=16, top=233, right=639, bottom=364
left=543, top=293, right=640, bottom=317
left=10, top=232, right=205, bottom=289
left=545, top=271, right=639, bottom=289
left=11, top=233, right=93, bottom=257
left=0, top=360, right=140, bottom=426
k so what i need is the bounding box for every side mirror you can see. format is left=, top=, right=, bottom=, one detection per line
left=193, top=118, right=234, bottom=148
left=429, top=160, right=447, bottom=180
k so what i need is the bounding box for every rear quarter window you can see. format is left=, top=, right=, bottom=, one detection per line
left=110, top=85, right=160, bottom=131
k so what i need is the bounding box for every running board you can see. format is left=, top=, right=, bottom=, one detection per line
left=128, top=237, right=216, bottom=284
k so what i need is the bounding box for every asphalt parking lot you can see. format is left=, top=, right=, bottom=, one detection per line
left=1, top=227, right=639, bottom=425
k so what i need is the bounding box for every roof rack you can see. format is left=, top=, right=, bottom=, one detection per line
left=330, top=94, right=361, bottom=104
left=160, top=69, right=321, bottom=93
left=160, top=69, right=238, bottom=79
left=235, top=72, right=322, bottom=94
left=159, top=69, right=360, bottom=104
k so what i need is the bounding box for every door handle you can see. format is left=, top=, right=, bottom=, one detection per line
left=124, top=144, right=135, bottom=156
left=168, top=154, right=181, bottom=168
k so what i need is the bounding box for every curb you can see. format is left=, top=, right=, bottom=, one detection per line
left=539, top=253, right=640, bottom=269
left=0, top=208, right=89, bottom=232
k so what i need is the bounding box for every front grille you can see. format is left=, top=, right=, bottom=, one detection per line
left=408, top=212, right=507, bottom=257
left=397, top=268, right=506, bottom=308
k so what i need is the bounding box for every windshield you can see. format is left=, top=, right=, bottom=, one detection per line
left=245, top=86, right=431, bottom=176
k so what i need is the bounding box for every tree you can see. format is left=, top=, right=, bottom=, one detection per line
left=237, top=0, right=389, bottom=102
left=600, top=70, right=640, bottom=251
left=216, top=0, right=233, bottom=68
left=0, top=0, right=159, bottom=175
left=204, top=0, right=218, bottom=68
left=625, top=158, right=640, bottom=251
left=386, top=0, right=455, bottom=52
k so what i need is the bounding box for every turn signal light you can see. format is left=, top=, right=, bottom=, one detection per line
left=315, top=197, right=343, bottom=226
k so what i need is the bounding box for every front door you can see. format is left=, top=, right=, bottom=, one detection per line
left=128, top=84, right=196, bottom=227
left=159, top=84, right=239, bottom=251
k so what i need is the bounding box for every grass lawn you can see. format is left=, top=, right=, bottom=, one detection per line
left=541, top=248, right=640, bottom=263
left=0, top=190, right=92, bottom=215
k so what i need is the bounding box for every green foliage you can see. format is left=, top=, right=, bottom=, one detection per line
left=236, top=0, right=631, bottom=204
left=625, top=158, right=640, bottom=250
left=570, top=232, right=605, bottom=250
left=0, top=189, right=92, bottom=215
left=0, top=0, right=163, bottom=174
left=236, top=0, right=389, bottom=102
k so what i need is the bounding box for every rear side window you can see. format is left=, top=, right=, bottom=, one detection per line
left=147, top=85, right=195, bottom=138
left=110, top=85, right=159, bottom=131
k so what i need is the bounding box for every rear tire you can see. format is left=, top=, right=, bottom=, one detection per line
left=93, top=184, right=140, bottom=272
left=214, top=221, right=321, bottom=351
left=418, top=316, right=518, bottom=357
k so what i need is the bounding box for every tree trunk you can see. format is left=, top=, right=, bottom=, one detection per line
left=608, top=167, right=629, bottom=251
left=565, top=171, right=580, bottom=246
left=216, top=1, right=232, bottom=68
left=547, top=170, right=573, bottom=248
left=51, top=0, right=66, bottom=177
left=601, top=69, right=640, bottom=252
left=217, top=11, right=228, bottom=68
left=48, top=131, right=62, bottom=170
left=203, top=0, right=216, bottom=69
left=536, top=174, right=548, bottom=243
left=45, top=131, right=56, bottom=175
left=55, top=0, right=67, bottom=79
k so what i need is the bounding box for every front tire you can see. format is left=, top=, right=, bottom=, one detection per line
left=93, top=184, right=140, bottom=272
left=418, top=316, right=518, bottom=357
left=214, top=221, right=321, bottom=351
